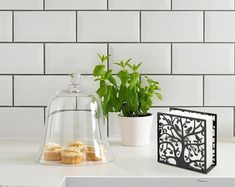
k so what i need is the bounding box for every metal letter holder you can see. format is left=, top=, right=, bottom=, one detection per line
left=157, top=108, right=217, bottom=174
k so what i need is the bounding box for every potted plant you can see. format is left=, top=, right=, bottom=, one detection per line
left=93, top=54, right=162, bottom=146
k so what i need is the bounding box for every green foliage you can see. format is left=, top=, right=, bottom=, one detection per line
left=93, top=54, right=163, bottom=117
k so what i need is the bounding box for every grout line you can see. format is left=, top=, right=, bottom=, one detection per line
left=1, top=73, right=235, bottom=76
left=107, top=43, right=110, bottom=70
left=76, top=96, right=78, bottom=110
left=234, top=107, right=235, bottom=136
left=150, top=106, right=234, bottom=108
left=107, top=0, right=109, bottom=10
left=43, top=0, right=45, bottom=10
left=140, top=74, right=235, bottom=76
left=0, top=73, right=94, bottom=76
left=139, top=11, right=141, bottom=42
left=12, top=75, right=14, bottom=106
left=0, top=106, right=47, bottom=108
left=171, top=0, right=173, bottom=10
left=203, top=11, right=205, bottom=42
left=1, top=9, right=235, bottom=12
left=170, top=43, right=173, bottom=74
left=43, top=43, right=46, bottom=74
left=1, top=41, right=235, bottom=44
left=43, top=107, right=46, bottom=125
left=234, top=43, right=235, bottom=75
left=12, top=11, right=14, bottom=42
left=203, top=75, right=205, bottom=106
left=75, top=11, right=78, bottom=42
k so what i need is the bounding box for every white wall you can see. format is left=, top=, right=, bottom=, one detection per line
left=0, top=0, right=234, bottom=139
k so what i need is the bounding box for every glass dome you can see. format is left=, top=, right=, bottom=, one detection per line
left=36, top=73, right=115, bottom=165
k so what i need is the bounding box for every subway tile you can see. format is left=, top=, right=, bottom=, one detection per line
left=142, top=11, right=203, bottom=42
left=109, top=44, right=171, bottom=74
left=77, top=11, right=139, bottom=42
left=46, top=44, right=107, bottom=74
left=184, top=107, right=234, bottom=141
left=0, top=108, right=44, bottom=138
left=0, top=12, right=12, bottom=41
left=0, top=0, right=43, bottom=10
left=15, top=75, right=97, bottom=106
left=109, top=0, right=170, bottom=10
left=144, top=75, right=203, bottom=106
left=205, top=76, right=235, bottom=106
left=0, top=76, right=12, bottom=106
left=15, top=76, right=68, bottom=106
left=206, top=12, right=235, bottom=42
left=0, top=44, right=43, bottom=74
left=46, top=0, right=106, bottom=10
left=173, top=0, right=234, bottom=10
left=173, top=44, right=234, bottom=74
left=15, top=11, right=76, bottom=42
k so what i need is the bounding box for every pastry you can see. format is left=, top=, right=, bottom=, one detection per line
left=44, top=143, right=62, bottom=161
left=61, top=147, right=84, bottom=164
left=68, top=140, right=85, bottom=153
left=85, top=146, right=103, bottom=161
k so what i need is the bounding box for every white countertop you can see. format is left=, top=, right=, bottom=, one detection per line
left=0, top=139, right=235, bottom=187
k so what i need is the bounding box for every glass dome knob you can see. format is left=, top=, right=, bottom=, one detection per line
left=69, top=72, right=81, bottom=93
left=70, top=72, right=81, bottom=85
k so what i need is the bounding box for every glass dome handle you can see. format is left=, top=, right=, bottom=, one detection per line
left=70, top=72, right=81, bottom=85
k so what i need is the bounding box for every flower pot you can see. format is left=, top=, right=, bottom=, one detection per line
left=117, top=114, right=153, bottom=146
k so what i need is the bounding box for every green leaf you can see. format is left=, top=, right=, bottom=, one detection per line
left=97, top=53, right=103, bottom=62
left=104, top=86, right=112, bottom=104
left=94, top=78, right=101, bottom=81
left=104, top=70, right=112, bottom=79
left=136, top=62, right=142, bottom=69
left=93, top=65, right=105, bottom=76
left=156, top=92, right=163, bottom=100
left=97, top=53, right=109, bottom=63
left=97, top=80, right=107, bottom=96
left=125, top=58, right=132, bottom=67
left=117, top=70, right=129, bottom=84
left=129, top=72, right=139, bottom=89
left=108, top=75, right=118, bottom=88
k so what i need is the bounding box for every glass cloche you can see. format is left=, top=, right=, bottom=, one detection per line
left=36, top=73, right=115, bottom=165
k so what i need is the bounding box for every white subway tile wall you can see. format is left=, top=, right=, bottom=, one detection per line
left=0, top=0, right=43, bottom=10
left=0, top=44, right=43, bottom=74
left=0, top=0, right=234, bottom=139
left=77, top=11, right=139, bottom=42
left=0, top=108, right=44, bottom=138
left=46, top=0, right=107, bottom=10
left=45, top=44, right=107, bottom=74
left=109, top=0, right=171, bottom=10
left=172, top=44, right=234, bottom=74
left=206, top=12, right=235, bottom=42
left=109, top=44, right=171, bottom=74
left=173, top=0, right=234, bottom=10
left=141, top=11, right=203, bottom=42
left=145, top=75, right=203, bottom=106
left=0, top=12, right=12, bottom=41
left=15, top=11, right=76, bottom=42
left=0, top=76, right=12, bottom=106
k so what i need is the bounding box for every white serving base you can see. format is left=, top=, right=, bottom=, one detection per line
left=0, top=139, right=235, bottom=187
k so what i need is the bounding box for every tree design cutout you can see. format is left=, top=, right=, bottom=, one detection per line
left=158, top=114, right=206, bottom=171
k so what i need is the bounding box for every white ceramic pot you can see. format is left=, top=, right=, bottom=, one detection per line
left=118, top=114, right=153, bottom=146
